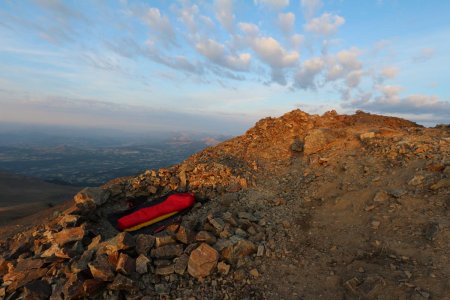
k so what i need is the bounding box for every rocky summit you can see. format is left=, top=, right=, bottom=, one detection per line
left=0, top=109, right=449, bottom=299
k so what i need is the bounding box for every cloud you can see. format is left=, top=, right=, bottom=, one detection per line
left=144, top=7, right=176, bottom=47
left=412, top=47, right=435, bottom=63
left=195, top=39, right=251, bottom=71
left=251, top=36, right=299, bottom=68
left=0, top=96, right=252, bottom=134
left=278, top=12, right=295, bottom=34
left=305, top=13, right=345, bottom=36
left=238, top=22, right=260, bottom=36
left=294, top=57, right=324, bottom=90
left=380, top=66, right=399, bottom=79
left=300, top=0, right=323, bottom=20
left=344, top=83, right=450, bottom=124
left=254, top=0, right=290, bottom=9
left=345, top=70, right=364, bottom=88
left=325, top=48, right=362, bottom=82
left=215, top=0, right=235, bottom=32
left=290, top=34, right=305, bottom=49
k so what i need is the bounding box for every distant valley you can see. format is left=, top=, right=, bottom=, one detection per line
left=0, top=124, right=229, bottom=187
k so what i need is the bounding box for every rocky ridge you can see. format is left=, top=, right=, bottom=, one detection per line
left=0, top=109, right=449, bottom=299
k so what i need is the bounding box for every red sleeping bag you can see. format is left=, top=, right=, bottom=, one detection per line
left=117, top=192, right=195, bottom=231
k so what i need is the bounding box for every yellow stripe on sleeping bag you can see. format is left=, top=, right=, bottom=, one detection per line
left=124, top=211, right=179, bottom=232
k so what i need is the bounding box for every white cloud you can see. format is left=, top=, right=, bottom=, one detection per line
left=254, top=0, right=290, bottom=8
left=238, top=22, right=260, bottom=36
left=144, top=8, right=176, bottom=46
left=196, top=39, right=251, bottom=71
left=278, top=12, right=295, bottom=34
left=336, top=48, right=362, bottom=70
left=305, top=13, right=345, bottom=36
left=215, top=0, right=234, bottom=32
left=290, top=34, right=305, bottom=49
left=251, top=36, right=299, bottom=68
left=379, top=85, right=402, bottom=98
left=345, top=70, right=364, bottom=88
left=380, top=66, right=399, bottom=79
left=294, top=57, right=324, bottom=90
left=300, top=0, right=323, bottom=20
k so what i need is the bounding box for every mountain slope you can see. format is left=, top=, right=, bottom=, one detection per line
left=0, top=171, right=79, bottom=226
left=0, top=110, right=448, bottom=299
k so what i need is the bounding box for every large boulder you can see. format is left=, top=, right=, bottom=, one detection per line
left=74, top=187, right=110, bottom=208
left=188, top=243, right=219, bottom=279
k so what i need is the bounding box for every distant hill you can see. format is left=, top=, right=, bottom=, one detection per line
left=0, top=171, right=79, bottom=225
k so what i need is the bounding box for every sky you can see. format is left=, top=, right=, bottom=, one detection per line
left=0, top=0, right=449, bottom=135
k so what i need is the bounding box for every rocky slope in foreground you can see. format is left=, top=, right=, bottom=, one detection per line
left=0, top=110, right=449, bottom=299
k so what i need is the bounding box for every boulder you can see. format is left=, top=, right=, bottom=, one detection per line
left=188, top=243, right=219, bottom=279
left=195, top=231, right=217, bottom=245
left=108, top=274, right=136, bottom=292
left=116, top=253, right=135, bottom=275
left=221, top=240, right=257, bottom=263
left=135, top=234, right=155, bottom=255
left=74, top=187, right=110, bottom=208
left=174, top=254, right=189, bottom=275
left=23, top=280, right=52, bottom=300
left=151, top=244, right=183, bottom=259
left=136, top=254, right=151, bottom=275
left=53, top=227, right=85, bottom=246
left=88, top=255, right=115, bottom=281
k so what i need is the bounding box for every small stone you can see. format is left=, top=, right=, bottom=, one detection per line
left=88, top=235, right=102, bottom=250
left=53, top=227, right=85, bottom=246
left=408, top=175, right=424, bottom=186
left=151, top=244, right=183, bottom=259
left=174, top=254, right=189, bottom=275
left=233, top=269, right=246, bottom=281
left=344, top=277, right=361, bottom=294
left=373, top=191, right=389, bottom=203
left=404, top=270, right=412, bottom=279
left=116, top=253, right=135, bottom=275
left=221, top=240, right=257, bottom=263
left=237, top=212, right=258, bottom=222
left=188, top=243, right=219, bottom=279
left=235, top=228, right=248, bottom=238
left=249, top=268, right=259, bottom=278
left=176, top=226, right=195, bottom=244
left=208, top=217, right=225, bottom=232
left=430, top=178, right=450, bottom=190
left=371, top=221, right=381, bottom=230
left=116, top=232, right=135, bottom=250
left=360, top=132, right=375, bottom=140
left=196, top=231, right=217, bottom=245
left=257, top=245, right=264, bottom=257
left=23, top=280, right=52, bottom=299
left=82, top=279, right=105, bottom=297
left=423, top=222, right=439, bottom=241
left=88, top=255, right=115, bottom=281
left=217, top=261, right=230, bottom=275
left=135, top=234, right=155, bottom=255
left=108, top=274, right=135, bottom=292
left=71, top=249, right=94, bottom=273
left=136, top=254, right=151, bottom=274
left=155, top=235, right=177, bottom=248
left=281, top=221, right=291, bottom=229
left=220, top=193, right=239, bottom=207
left=273, top=198, right=287, bottom=206
left=388, top=189, right=407, bottom=198
left=155, top=265, right=175, bottom=276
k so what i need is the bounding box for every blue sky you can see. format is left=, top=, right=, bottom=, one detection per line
left=0, top=0, right=449, bottom=134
